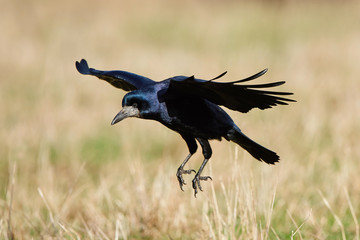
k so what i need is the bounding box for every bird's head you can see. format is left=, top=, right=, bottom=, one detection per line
left=111, top=91, right=153, bottom=125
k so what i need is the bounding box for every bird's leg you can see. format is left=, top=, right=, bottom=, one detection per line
left=192, top=158, right=212, bottom=197
left=176, top=153, right=196, bottom=191
left=177, top=135, right=198, bottom=191
left=192, top=138, right=213, bottom=197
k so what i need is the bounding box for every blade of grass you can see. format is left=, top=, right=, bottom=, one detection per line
left=318, top=190, right=346, bottom=240
left=288, top=208, right=312, bottom=240
left=265, top=183, right=277, bottom=240
left=6, top=161, right=16, bottom=240
left=344, top=188, right=359, bottom=240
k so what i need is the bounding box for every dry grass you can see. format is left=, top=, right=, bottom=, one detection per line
left=1, top=0, right=360, bottom=239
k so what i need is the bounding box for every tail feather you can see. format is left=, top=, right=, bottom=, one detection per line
left=228, top=127, right=279, bottom=164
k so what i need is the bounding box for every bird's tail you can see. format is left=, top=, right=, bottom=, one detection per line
left=227, top=127, right=279, bottom=164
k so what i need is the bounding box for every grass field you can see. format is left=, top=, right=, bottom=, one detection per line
left=1, top=0, right=360, bottom=239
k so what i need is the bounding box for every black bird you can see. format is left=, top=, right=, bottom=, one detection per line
left=76, top=59, right=295, bottom=196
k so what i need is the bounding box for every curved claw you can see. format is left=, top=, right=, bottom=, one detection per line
left=183, top=169, right=196, bottom=174
left=200, top=176, right=212, bottom=181
left=176, top=168, right=196, bottom=191
left=192, top=174, right=213, bottom=197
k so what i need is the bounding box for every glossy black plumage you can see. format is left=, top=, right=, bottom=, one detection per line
left=76, top=59, right=295, bottom=196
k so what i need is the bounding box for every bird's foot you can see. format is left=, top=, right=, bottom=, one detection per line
left=192, top=173, right=212, bottom=197
left=176, top=167, right=196, bottom=191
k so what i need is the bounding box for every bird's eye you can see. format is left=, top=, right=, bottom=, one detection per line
left=132, top=102, right=138, bottom=108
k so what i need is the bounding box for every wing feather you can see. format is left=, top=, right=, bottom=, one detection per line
left=165, top=69, right=296, bottom=113
left=75, top=59, right=155, bottom=91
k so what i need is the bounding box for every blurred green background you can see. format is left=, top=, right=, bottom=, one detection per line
left=1, top=0, right=360, bottom=239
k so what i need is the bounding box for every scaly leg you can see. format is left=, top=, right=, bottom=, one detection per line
left=176, top=134, right=198, bottom=191
left=176, top=153, right=196, bottom=191
left=192, top=138, right=213, bottom=197
left=192, top=158, right=212, bottom=197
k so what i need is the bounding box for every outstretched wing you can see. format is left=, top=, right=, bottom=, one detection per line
left=165, top=69, right=296, bottom=113
left=75, top=59, right=155, bottom=91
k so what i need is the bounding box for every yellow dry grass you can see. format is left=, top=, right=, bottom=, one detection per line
left=1, top=0, right=360, bottom=239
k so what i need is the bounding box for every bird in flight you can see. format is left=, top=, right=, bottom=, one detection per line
left=76, top=59, right=295, bottom=197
